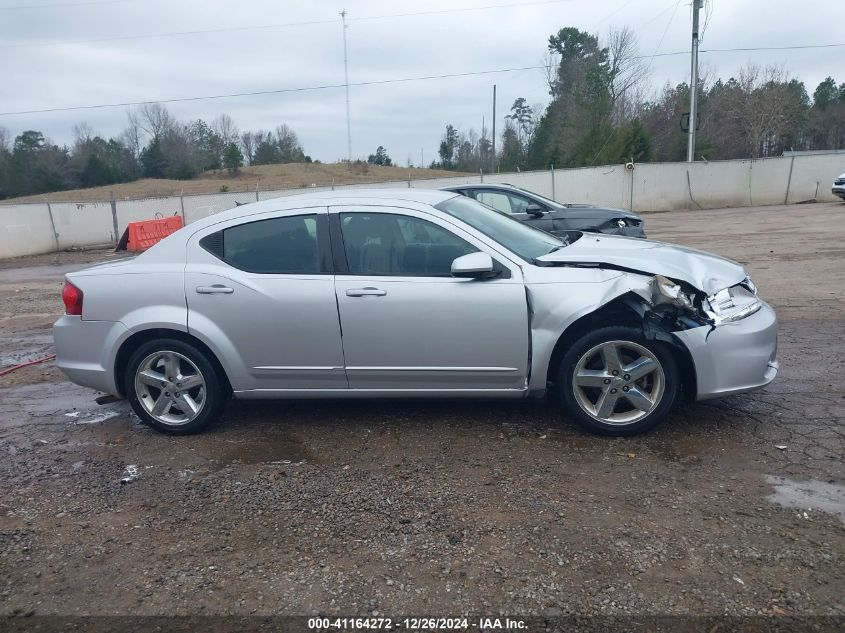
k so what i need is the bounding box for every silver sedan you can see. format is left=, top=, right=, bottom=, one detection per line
left=53, top=190, right=778, bottom=436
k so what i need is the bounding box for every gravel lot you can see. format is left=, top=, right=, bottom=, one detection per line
left=1, top=202, right=843, bottom=628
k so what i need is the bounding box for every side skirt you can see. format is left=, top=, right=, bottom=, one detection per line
left=233, top=388, right=529, bottom=400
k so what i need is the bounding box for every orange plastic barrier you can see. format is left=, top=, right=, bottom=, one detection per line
left=117, top=215, right=184, bottom=252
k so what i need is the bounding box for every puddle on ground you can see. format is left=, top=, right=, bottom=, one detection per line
left=0, top=331, right=54, bottom=366
left=766, top=475, right=845, bottom=525
left=198, top=433, right=311, bottom=465
left=651, top=432, right=711, bottom=461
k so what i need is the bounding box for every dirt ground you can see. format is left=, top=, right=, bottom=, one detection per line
left=0, top=201, right=844, bottom=629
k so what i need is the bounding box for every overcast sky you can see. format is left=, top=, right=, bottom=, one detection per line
left=0, top=0, right=839, bottom=165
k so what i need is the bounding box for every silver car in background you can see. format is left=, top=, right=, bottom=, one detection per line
left=833, top=172, right=845, bottom=201
left=54, top=190, right=778, bottom=436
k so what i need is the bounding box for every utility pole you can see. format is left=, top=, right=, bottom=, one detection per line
left=491, top=84, right=497, bottom=173
left=686, top=0, right=703, bottom=163
left=482, top=115, right=486, bottom=172
left=340, top=9, right=352, bottom=164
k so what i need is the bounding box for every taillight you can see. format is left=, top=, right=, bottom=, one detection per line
left=62, top=281, right=83, bottom=316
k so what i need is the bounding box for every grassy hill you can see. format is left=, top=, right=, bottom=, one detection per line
left=8, top=163, right=468, bottom=203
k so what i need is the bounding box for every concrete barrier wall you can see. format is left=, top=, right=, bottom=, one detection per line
left=115, top=197, right=183, bottom=227
left=50, top=201, right=116, bottom=249
left=554, top=164, right=628, bottom=209
left=0, top=204, right=57, bottom=258
left=786, top=153, right=843, bottom=203
left=183, top=191, right=259, bottom=223
left=2, top=152, right=843, bottom=259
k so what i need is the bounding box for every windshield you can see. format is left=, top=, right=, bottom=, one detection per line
left=435, top=195, right=566, bottom=261
left=512, top=186, right=562, bottom=208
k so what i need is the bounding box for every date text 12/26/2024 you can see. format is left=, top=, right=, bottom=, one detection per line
left=308, top=617, right=527, bottom=630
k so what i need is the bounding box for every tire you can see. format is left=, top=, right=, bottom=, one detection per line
left=124, top=338, right=226, bottom=435
left=557, top=325, right=679, bottom=436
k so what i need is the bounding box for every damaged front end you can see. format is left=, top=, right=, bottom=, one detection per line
left=626, top=273, right=763, bottom=334
left=618, top=272, right=777, bottom=401
left=526, top=232, right=778, bottom=400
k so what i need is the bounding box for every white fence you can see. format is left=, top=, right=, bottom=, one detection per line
left=1, top=153, right=842, bottom=259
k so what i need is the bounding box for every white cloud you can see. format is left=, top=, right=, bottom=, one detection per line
left=0, top=0, right=838, bottom=163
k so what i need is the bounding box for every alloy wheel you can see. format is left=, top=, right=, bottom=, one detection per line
left=134, top=350, right=206, bottom=426
left=571, top=340, right=665, bottom=426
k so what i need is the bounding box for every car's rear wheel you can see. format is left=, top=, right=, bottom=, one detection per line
left=125, top=338, right=226, bottom=434
left=557, top=326, right=679, bottom=436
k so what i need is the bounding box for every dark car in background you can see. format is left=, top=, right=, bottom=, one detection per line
left=441, top=183, right=646, bottom=238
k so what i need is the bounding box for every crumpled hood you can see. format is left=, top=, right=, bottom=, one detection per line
left=537, top=233, right=746, bottom=294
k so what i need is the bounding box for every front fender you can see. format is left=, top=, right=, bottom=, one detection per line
left=527, top=271, right=652, bottom=390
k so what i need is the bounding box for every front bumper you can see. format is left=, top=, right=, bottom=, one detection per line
left=671, top=300, right=778, bottom=400
left=53, top=315, right=127, bottom=395
left=833, top=186, right=845, bottom=200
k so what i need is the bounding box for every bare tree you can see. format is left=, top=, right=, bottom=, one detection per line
left=121, top=107, right=144, bottom=162
left=0, top=125, right=11, bottom=152
left=606, top=26, right=651, bottom=123
left=138, top=102, right=175, bottom=139
left=72, top=122, right=95, bottom=148
left=275, top=124, right=304, bottom=162
left=239, top=131, right=258, bottom=165
left=211, top=114, right=239, bottom=146
left=540, top=49, right=560, bottom=96
left=722, top=64, right=805, bottom=157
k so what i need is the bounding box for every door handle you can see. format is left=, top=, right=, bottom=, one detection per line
left=345, top=287, right=387, bottom=297
left=196, top=285, right=234, bottom=294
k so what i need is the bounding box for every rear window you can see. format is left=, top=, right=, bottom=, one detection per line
left=202, top=214, right=319, bottom=274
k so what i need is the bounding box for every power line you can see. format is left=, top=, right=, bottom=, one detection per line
left=590, top=0, right=680, bottom=166
left=635, top=0, right=683, bottom=30
left=2, top=43, right=843, bottom=118
left=646, top=0, right=683, bottom=67
left=700, top=43, right=845, bottom=53
left=0, top=18, right=337, bottom=49
left=592, top=0, right=640, bottom=30
left=353, top=0, right=573, bottom=23
left=0, top=0, right=129, bottom=10
left=1, top=0, right=575, bottom=49
left=0, top=65, right=547, bottom=117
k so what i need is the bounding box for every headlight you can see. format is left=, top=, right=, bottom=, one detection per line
left=613, top=218, right=640, bottom=228
left=740, top=276, right=757, bottom=295
left=653, top=275, right=694, bottom=309
left=705, top=282, right=761, bottom=324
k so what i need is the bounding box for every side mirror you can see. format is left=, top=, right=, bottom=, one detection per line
left=451, top=252, right=495, bottom=279
left=525, top=204, right=544, bottom=218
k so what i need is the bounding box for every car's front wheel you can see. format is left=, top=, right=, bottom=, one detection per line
left=557, top=326, right=679, bottom=436
left=125, top=338, right=226, bottom=434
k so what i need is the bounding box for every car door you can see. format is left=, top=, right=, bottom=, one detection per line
left=185, top=208, right=347, bottom=392
left=331, top=205, right=530, bottom=392
left=470, top=189, right=558, bottom=233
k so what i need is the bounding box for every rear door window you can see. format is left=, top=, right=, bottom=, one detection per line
left=204, top=214, right=320, bottom=274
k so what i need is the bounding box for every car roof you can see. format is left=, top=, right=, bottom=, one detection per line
left=441, top=183, right=520, bottom=192
left=284, top=187, right=457, bottom=204
left=187, top=188, right=460, bottom=230
left=136, top=188, right=463, bottom=262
